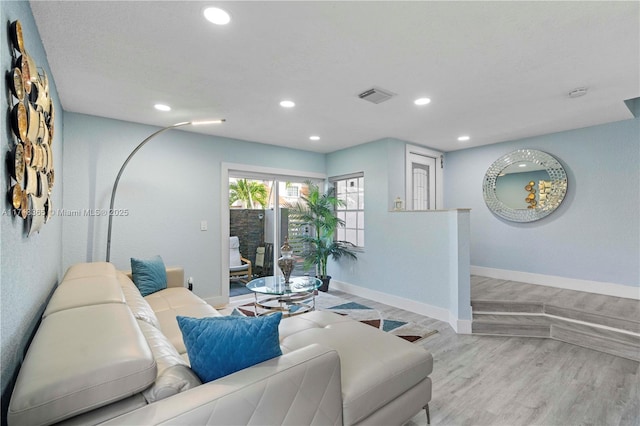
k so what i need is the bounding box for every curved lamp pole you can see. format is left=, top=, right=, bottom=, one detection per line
left=106, top=119, right=225, bottom=262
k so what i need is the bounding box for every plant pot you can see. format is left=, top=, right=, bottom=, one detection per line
left=318, top=275, right=331, bottom=292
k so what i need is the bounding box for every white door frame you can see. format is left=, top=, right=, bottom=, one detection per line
left=220, top=163, right=326, bottom=304
left=405, top=145, right=444, bottom=210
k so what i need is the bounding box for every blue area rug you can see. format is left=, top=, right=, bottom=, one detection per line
left=229, top=281, right=252, bottom=297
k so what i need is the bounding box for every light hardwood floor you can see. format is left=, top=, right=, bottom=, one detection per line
left=328, top=289, right=640, bottom=426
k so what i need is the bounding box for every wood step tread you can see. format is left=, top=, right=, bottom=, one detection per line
left=471, top=300, right=544, bottom=313
left=472, top=322, right=549, bottom=338
left=472, top=305, right=639, bottom=361
left=472, top=299, right=639, bottom=333
left=551, top=325, right=640, bottom=362
left=473, top=313, right=551, bottom=325
left=471, top=277, right=640, bottom=361
left=473, top=314, right=639, bottom=344
left=545, top=304, right=640, bottom=334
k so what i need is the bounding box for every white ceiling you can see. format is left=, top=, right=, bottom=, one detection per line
left=30, top=1, right=639, bottom=153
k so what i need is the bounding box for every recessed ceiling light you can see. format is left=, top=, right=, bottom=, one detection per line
left=203, top=7, right=231, bottom=25
left=518, top=163, right=527, bottom=168
left=280, top=100, right=295, bottom=108
left=457, top=135, right=470, bottom=141
left=309, top=135, right=320, bottom=141
left=154, top=104, right=171, bottom=112
left=414, top=97, right=431, bottom=106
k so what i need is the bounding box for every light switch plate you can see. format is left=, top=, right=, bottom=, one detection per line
left=200, top=220, right=207, bottom=231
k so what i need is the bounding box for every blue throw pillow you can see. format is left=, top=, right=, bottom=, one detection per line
left=131, top=255, right=167, bottom=297
left=177, top=313, right=283, bottom=383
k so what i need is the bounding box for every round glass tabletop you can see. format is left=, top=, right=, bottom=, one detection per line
left=246, top=276, right=321, bottom=295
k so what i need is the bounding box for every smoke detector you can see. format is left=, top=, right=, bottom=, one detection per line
left=358, top=87, right=396, bottom=104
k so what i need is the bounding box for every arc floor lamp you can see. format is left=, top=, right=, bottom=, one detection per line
left=106, top=119, right=225, bottom=262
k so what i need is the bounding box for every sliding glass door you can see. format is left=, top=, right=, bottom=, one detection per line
left=227, top=170, right=323, bottom=296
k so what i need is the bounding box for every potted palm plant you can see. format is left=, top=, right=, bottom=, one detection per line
left=287, top=181, right=357, bottom=292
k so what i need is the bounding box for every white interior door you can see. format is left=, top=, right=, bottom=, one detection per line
left=406, top=145, right=443, bottom=210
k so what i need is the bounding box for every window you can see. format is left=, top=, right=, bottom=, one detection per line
left=285, top=184, right=299, bottom=198
left=331, top=173, right=364, bottom=248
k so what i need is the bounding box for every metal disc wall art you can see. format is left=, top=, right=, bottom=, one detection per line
left=6, top=20, right=55, bottom=236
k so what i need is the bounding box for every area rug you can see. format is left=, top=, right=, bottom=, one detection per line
left=230, top=291, right=438, bottom=343
left=229, top=281, right=253, bottom=297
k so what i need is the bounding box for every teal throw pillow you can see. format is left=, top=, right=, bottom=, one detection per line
left=177, top=313, right=283, bottom=383
left=131, top=255, right=167, bottom=297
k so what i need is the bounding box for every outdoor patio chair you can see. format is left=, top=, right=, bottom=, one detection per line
left=230, top=236, right=252, bottom=283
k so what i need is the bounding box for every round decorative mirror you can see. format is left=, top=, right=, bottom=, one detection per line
left=483, top=149, right=567, bottom=222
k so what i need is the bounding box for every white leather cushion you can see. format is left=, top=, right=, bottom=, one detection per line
left=119, top=274, right=161, bottom=329
left=61, top=261, right=117, bottom=280
left=279, top=311, right=433, bottom=425
left=137, top=320, right=201, bottom=403
left=53, top=394, right=147, bottom=426
left=154, top=304, right=222, bottom=355
left=279, top=310, right=352, bottom=341
left=144, top=287, right=209, bottom=312
left=144, top=287, right=221, bottom=354
left=8, top=304, right=156, bottom=426
left=43, top=275, right=125, bottom=318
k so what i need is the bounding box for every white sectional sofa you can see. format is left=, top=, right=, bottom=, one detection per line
left=8, top=262, right=433, bottom=425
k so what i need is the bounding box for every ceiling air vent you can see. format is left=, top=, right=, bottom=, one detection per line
left=358, top=87, right=396, bottom=104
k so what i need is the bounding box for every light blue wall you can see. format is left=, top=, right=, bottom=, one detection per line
left=326, top=139, right=471, bottom=320
left=326, top=139, right=400, bottom=291
left=62, top=113, right=326, bottom=300
left=449, top=210, right=471, bottom=321
left=445, top=115, right=640, bottom=288
left=3, top=3, right=635, bottom=418
left=1, top=0, right=64, bottom=414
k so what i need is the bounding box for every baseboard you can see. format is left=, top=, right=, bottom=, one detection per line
left=452, top=318, right=473, bottom=334
left=471, top=266, right=639, bottom=300
left=205, top=295, right=229, bottom=308
left=330, top=280, right=470, bottom=334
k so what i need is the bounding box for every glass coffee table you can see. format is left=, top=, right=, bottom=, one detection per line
left=246, top=275, right=322, bottom=317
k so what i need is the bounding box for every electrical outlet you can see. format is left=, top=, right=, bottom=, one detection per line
left=200, top=220, right=207, bottom=231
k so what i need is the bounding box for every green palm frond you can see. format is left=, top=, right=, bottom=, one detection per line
left=286, top=181, right=357, bottom=278
left=229, top=179, right=268, bottom=208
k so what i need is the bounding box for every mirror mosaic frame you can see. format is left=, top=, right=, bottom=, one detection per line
left=483, top=149, right=567, bottom=222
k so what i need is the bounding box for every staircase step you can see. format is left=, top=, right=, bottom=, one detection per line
left=545, top=304, right=640, bottom=334
left=472, top=313, right=549, bottom=324
left=472, top=314, right=550, bottom=337
left=472, top=304, right=640, bottom=361
left=471, top=277, right=640, bottom=361
left=471, top=300, right=544, bottom=314
left=472, top=322, right=550, bottom=337
left=551, top=324, right=640, bottom=362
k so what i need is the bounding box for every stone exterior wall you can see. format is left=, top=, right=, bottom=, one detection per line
left=230, top=209, right=265, bottom=270
left=230, top=208, right=296, bottom=277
